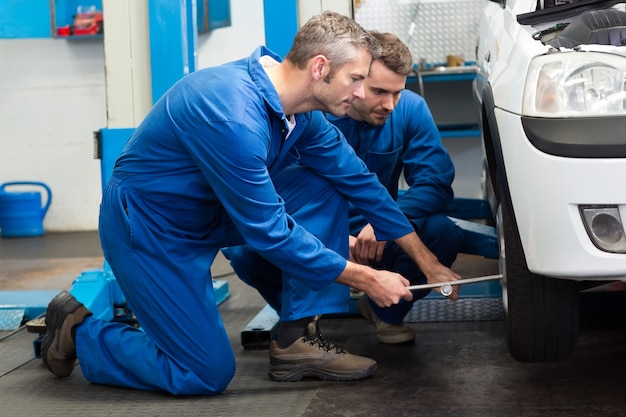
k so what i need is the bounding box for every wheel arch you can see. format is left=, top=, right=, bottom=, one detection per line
left=480, top=84, right=513, bottom=224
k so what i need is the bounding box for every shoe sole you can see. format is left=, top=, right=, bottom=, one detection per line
left=269, top=363, right=377, bottom=382
left=377, top=333, right=416, bottom=344
left=41, top=291, right=86, bottom=377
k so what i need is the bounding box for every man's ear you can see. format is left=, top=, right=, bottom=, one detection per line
left=311, top=55, right=329, bottom=81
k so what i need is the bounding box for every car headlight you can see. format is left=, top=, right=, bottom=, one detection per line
left=523, top=52, right=626, bottom=117
left=580, top=205, right=626, bottom=253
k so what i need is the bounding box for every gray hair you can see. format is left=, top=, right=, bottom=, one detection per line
left=284, top=11, right=381, bottom=74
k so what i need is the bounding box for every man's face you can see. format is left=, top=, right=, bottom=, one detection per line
left=312, top=47, right=372, bottom=117
left=347, top=60, right=406, bottom=125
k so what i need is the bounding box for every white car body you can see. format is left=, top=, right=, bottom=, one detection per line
left=474, top=0, right=626, bottom=361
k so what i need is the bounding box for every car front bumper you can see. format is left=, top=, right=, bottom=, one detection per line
left=495, top=108, right=626, bottom=280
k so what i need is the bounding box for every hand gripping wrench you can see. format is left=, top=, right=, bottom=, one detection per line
left=407, top=274, right=503, bottom=297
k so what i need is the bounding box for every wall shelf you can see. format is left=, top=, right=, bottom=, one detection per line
left=56, top=34, right=103, bottom=40
left=407, top=66, right=480, bottom=134
left=52, top=1, right=103, bottom=38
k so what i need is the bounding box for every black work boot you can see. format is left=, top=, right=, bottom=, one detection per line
left=41, top=291, right=92, bottom=377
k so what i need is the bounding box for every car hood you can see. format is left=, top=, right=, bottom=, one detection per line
left=514, top=0, right=626, bottom=49
left=543, top=8, right=626, bottom=48
left=517, top=0, right=623, bottom=25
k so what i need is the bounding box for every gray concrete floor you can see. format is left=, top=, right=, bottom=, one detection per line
left=1, top=232, right=626, bottom=417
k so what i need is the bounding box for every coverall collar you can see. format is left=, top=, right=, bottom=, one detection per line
left=248, top=46, right=291, bottom=129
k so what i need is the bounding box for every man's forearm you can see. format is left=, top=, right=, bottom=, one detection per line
left=393, top=230, right=462, bottom=300
left=393, top=231, right=440, bottom=274
left=335, top=261, right=379, bottom=291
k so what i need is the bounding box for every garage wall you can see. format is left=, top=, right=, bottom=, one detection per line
left=0, top=0, right=483, bottom=233
left=0, top=0, right=266, bottom=232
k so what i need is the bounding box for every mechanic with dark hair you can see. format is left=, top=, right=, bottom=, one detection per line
left=332, top=32, right=464, bottom=343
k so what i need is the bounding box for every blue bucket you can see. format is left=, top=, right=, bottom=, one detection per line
left=0, top=182, right=52, bottom=238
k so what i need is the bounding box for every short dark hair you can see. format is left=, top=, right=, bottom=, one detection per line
left=370, top=31, right=413, bottom=76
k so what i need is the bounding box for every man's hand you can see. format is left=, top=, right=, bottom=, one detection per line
left=336, top=262, right=413, bottom=308
left=393, top=231, right=462, bottom=301
left=423, top=263, right=462, bottom=301
left=365, top=269, right=414, bottom=307
left=352, top=223, right=386, bottom=265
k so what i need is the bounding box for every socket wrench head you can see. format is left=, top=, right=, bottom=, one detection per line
left=441, top=283, right=453, bottom=297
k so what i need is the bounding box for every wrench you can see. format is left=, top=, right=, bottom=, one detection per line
left=407, top=274, right=503, bottom=297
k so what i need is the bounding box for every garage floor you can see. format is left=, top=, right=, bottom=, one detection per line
left=1, top=231, right=626, bottom=417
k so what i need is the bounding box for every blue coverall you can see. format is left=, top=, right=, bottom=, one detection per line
left=226, top=89, right=463, bottom=325
left=328, top=90, right=464, bottom=324
left=77, top=46, right=416, bottom=395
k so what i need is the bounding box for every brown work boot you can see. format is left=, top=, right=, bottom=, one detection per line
left=269, top=316, right=377, bottom=382
left=358, top=295, right=415, bottom=344
left=41, top=290, right=92, bottom=377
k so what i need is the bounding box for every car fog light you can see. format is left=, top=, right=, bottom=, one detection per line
left=579, top=205, right=626, bottom=253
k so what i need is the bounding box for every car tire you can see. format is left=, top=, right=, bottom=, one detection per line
left=497, top=182, right=580, bottom=362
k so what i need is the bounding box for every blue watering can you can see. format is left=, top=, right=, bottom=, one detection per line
left=0, top=181, right=52, bottom=238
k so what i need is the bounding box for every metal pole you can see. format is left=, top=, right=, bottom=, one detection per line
left=407, top=274, right=503, bottom=297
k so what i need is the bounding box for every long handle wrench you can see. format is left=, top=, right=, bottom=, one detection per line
left=407, top=274, right=503, bottom=297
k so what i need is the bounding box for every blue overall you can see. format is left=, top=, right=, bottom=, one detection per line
left=327, top=89, right=464, bottom=324
left=76, top=46, right=415, bottom=395
left=226, top=89, right=463, bottom=324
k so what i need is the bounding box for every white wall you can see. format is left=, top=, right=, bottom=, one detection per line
left=0, top=0, right=265, bottom=232
left=298, top=0, right=352, bottom=22
left=197, top=1, right=266, bottom=69
left=0, top=38, right=106, bottom=232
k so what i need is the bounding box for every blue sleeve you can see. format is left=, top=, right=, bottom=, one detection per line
left=293, top=112, right=415, bottom=242
left=114, top=58, right=350, bottom=292
left=180, top=118, right=348, bottom=291
left=395, top=92, right=455, bottom=227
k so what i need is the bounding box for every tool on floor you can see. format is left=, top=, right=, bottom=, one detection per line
left=407, top=274, right=503, bottom=297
